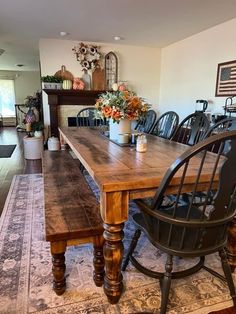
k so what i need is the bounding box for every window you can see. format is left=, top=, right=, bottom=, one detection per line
left=0, top=79, right=16, bottom=116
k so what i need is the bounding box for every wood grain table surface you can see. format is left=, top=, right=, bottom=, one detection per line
left=58, top=126, right=220, bottom=304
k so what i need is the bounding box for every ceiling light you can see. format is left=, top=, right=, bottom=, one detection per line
left=16, top=64, right=24, bottom=67
left=114, top=36, right=121, bottom=41
left=60, top=31, right=69, bottom=37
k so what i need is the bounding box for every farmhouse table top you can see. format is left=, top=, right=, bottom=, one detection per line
left=58, top=126, right=219, bottom=304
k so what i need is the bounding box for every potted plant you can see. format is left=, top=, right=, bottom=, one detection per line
left=23, top=92, right=42, bottom=135
left=31, top=121, right=44, bottom=138
left=41, top=75, right=63, bottom=89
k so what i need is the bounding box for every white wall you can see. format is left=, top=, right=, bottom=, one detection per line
left=159, top=18, right=236, bottom=120
left=14, top=71, right=41, bottom=103
left=39, top=39, right=161, bottom=127
left=0, top=70, right=41, bottom=104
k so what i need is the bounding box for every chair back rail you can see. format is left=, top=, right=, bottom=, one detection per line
left=76, top=107, right=106, bottom=127
left=204, top=117, right=236, bottom=138
left=172, top=112, right=210, bottom=145
left=151, top=111, right=179, bottom=139
left=135, top=109, right=157, bottom=133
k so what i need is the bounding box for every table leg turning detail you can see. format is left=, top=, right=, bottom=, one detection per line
left=103, top=223, right=124, bottom=304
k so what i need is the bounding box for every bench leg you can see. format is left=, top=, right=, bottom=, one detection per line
left=50, top=241, right=67, bottom=295
left=93, top=235, right=105, bottom=287
left=52, top=253, right=66, bottom=295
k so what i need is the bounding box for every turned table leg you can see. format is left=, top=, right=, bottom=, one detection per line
left=103, top=222, right=124, bottom=304
left=227, top=217, right=236, bottom=272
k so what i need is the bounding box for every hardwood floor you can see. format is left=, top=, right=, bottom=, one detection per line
left=0, top=127, right=42, bottom=215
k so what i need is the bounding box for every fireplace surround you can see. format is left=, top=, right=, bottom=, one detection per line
left=43, top=89, right=106, bottom=136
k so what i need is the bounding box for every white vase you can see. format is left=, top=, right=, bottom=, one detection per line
left=34, top=130, right=43, bottom=138
left=109, top=119, right=131, bottom=141
left=82, top=70, right=91, bottom=90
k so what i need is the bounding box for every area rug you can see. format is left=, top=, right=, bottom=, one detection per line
left=0, top=174, right=235, bottom=314
left=0, top=144, right=16, bottom=158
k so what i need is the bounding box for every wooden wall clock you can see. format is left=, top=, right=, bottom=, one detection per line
left=105, top=52, right=118, bottom=90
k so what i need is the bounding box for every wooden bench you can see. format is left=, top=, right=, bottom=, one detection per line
left=42, top=150, right=104, bottom=295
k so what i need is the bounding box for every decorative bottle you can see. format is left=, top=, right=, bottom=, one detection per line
left=82, top=70, right=92, bottom=90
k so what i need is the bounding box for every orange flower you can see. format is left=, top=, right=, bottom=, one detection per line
left=123, top=91, right=130, bottom=100
left=126, top=112, right=138, bottom=120
left=111, top=110, right=121, bottom=120
left=128, top=97, right=141, bottom=110
left=102, top=106, right=112, bottom=117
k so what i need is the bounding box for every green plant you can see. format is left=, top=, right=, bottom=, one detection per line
left=41, top=75, right=63, bottom=83
left=31, top=121, right=44, bottom=132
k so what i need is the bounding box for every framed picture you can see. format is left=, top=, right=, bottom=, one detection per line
left=215, top=60, right=236, bottom=96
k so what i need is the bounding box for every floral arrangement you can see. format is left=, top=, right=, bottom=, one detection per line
left=95, top=90, right=150, bottom=123
left=72, top=42, right=101, bottom=71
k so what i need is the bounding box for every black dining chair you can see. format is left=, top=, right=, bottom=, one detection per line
left=122, top=131, right=236, bottom=314
left=151, top=111, right=179, bottom=139
left=135, top=109, right=157, bottom=133
left=171, top=112, right=210, bottom=145
left=76, top=107, right=105, bottom=127
left=204, top=116, right=236, bottom=138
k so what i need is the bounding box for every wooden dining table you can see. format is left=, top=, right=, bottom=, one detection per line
left=58, top=126, right=231, bottom=304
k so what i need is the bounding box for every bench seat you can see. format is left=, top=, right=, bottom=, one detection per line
left=43, top=150, right=104, bottom=295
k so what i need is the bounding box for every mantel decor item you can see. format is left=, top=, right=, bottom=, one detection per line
left=82, top=69, right=92, bottom=90
left=105, top=51, right=118, bottom=90
left=62, top=79, right=72, bottom=90
left=215, top=59, right=236, bottom=96
left=92, top=67, right=105, bottom=90
left=72, top=42, right=101, bottom=72
left=73, top=78, right=85, bottom=90
left=95, top=90, right=150, bottom=141
left=41, top=75, right=63, bottom=89
left=54, top=65, right=74, bottom=81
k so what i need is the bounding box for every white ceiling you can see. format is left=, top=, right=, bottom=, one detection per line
left=1, top=0, right=236, bottom=71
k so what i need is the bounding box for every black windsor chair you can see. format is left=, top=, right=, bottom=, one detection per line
left=151, top=111, right=179, bottom=139
left=122, top=131, right=236, bottom=314
left=135, top=109, right=157, bottom=133
left=171, top=112, right=210, bottom=145
left=76, top=107, right=105, bottom=128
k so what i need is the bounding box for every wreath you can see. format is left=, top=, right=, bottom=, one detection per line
left=72, top=42, right=101, bottom=71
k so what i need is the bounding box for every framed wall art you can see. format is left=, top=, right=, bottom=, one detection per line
left=215, top=59, right=236, bottom=96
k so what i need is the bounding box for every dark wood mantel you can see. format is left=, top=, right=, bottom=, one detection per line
left=43, top=89, right=106, bottom=137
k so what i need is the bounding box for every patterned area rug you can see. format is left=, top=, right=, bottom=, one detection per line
left=0, top=174, right=235, bottom=314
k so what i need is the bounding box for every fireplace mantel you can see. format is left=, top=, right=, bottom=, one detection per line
left=43, top=89, right=106, bottom=136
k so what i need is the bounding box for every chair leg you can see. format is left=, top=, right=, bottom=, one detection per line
left=122, top=229, right=141, bottom=271
left=219, top=248, right=236, bottom=307
left=160, top=255, right=173, bottom=314
left=93, top=235, right=105, bottom=287
left=52, top=252, right=66, bottom=295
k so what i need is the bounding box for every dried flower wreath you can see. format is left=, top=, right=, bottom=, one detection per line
left=72, top=42, right=101, bottom=71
